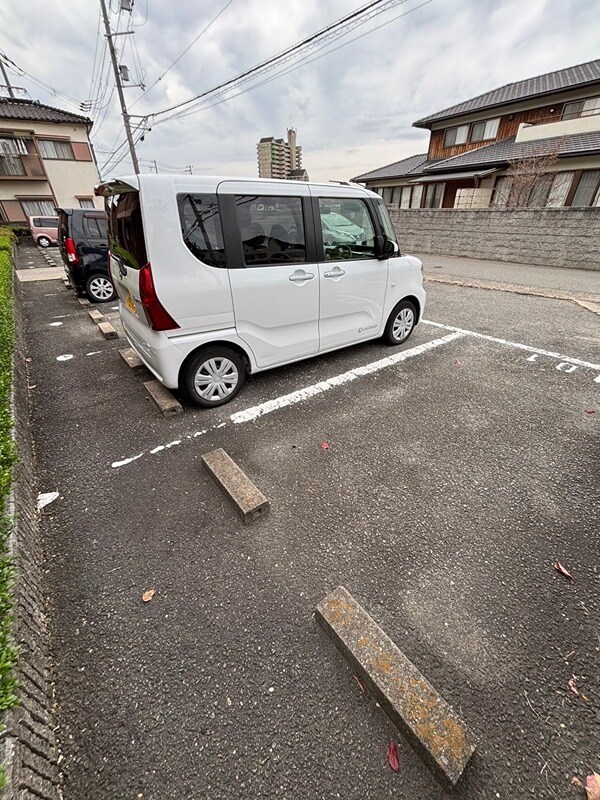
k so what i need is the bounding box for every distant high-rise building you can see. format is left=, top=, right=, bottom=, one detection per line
left=257, top=128, right=308, bottom=180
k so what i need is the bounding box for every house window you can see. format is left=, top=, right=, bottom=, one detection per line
left=391, top=187, right=402, bottom=205
left=410, top=184, right=424, bottom=208
left=562, top=96, right=600, bottom=119
left=400, top=186, right=412, bottom=208
left=491, top=176, right=510, bottom=206
left=570, top=170, right=600, bottom=207
left=528, top=174, right=553, bottom=207
left=78, top=198, right=95, bottom=209
left=423, top=183, right=445, bottom=208
left=0, top=137, right=27, bottom=175
left=545, top=172, right=574, bottom=207
left=20, top=199, right=55, bottom=217
left=470, top=118, right=500, bottom=142
left=382, top=187, right=393, bottom=203
left=38, top=139, right=74, bottom=160
left=443, top=125, right=469, bottom=147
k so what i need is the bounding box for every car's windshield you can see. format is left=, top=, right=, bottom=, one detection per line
left=324, top=212, right=355, bottom=228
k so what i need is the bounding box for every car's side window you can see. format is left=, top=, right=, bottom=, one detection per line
left=374, top=198, right=399, bottom=254
left=83, top=216, right=107, bottom=240
left=177, top=193, right=226, bottom=268
left=317, top=198, right=376, bottom=261
left=235, top=195, right=306, bottom=266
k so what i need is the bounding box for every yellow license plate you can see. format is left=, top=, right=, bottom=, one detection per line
left=125, top=291, right=137, bottom=315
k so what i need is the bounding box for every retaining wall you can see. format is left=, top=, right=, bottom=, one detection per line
left=2, top=251, right=60, bottom=800
left=388, top=207, right=600, bottom=270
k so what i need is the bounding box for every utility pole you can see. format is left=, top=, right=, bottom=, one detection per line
left=99, top=0, right=139, bottom=174
left=0, top=57, right=15, bottom=98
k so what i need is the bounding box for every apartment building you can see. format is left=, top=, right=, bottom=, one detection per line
left=353, top=59, right=600, bottom=210
left=257, top=128, right=307, bottom=180
left=0, top=97, right=102, bottom=223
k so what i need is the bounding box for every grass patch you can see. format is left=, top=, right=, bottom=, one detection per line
left=0, top=228, right=19, bottom=789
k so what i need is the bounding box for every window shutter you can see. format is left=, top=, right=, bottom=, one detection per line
left=71, top=142, right=93, bottom=161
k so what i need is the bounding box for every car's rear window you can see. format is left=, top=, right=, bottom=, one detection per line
left=106, top=191, right=147, bottom=270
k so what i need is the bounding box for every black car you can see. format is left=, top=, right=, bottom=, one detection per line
left=57, top=208, right=116, bottom=303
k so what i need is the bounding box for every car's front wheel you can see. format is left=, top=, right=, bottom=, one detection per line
left=182, top=346, right=246, bottom=408
left=382, top=300, right=417, bottom=345
left=86, top=273, right=116, bottom=303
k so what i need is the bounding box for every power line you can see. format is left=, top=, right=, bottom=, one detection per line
left=154, top=0, right=432, bottom=127
left=140, top=0, right=403, bottom=123
left=128, top=0, right=236, bottom=110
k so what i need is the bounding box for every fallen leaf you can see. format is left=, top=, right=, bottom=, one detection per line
left=141, top=589, right=155, bottom=602
left=25, top=357, right=32, bottom=363
left=454, top=359, right=462, bottom=367
left=37, top=491, right=59, bottom=511
left=387, top=740, right=399, bottom=772
left=321, top=441, right=332, bottom=450
left=584, top=409, right=596, bottom=414
left=568, top=677, right=580, bottom=696
left=572, top=777, right=584, bottom=789
left=353, top=675, right=365, bottom=693
left=226, top=697, right=232, bottom=706
left=553, top=561, right=574, bottom=582
left=587, top=773, right=600, bottom=800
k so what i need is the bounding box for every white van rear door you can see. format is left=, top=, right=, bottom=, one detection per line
left=106, top=189, right=146, bottom=321
left=218, top=182, right=319, bottom=370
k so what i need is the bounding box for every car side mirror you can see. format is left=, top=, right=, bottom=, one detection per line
left=384, top=239, right=399, bottom=257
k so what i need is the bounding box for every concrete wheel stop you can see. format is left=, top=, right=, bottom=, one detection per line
left=316, top=586, right=476, bottom=785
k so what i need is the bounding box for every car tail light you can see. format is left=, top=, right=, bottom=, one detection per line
left=138, top=263, right=179, bottom=331
left=65, top=237, right=79, bottom=264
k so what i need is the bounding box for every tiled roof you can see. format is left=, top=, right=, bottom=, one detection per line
left=414, top=58, right=600, bottom=128
left=0, top=98, right=91, bottom=125
left=424, top=131, right=600, bottom=171
left=352, top=153, right=431, bottom=182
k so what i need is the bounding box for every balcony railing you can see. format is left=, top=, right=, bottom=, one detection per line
left=524, top=108, right=600, bottom=127
left=0, top=153, right=46, bottom=180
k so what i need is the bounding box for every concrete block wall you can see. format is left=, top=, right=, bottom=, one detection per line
left=388, top=207, right=600, bottom=270
left=2, top=259, right=60, bottom=800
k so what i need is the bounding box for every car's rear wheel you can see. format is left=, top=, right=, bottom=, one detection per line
left=382, top=300, right=417, bottom=345
left=86, top=273, right=116, bottom=303
left=37, top=236, right=51, bottom=248
left=182, top=346, right=246, bottom=408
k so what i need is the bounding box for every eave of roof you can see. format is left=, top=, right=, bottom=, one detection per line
left=413, top=58, right=600, bottom=129
left=0, top=98, right=92, bottom=126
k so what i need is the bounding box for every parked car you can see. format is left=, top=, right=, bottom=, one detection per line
left=56, top=208, right=116, bottom=303
left=96, top=175, right=425, bottom=407
left=28, top=215, right=58, bottom=248
left=320, top=209, right=366, bottom=244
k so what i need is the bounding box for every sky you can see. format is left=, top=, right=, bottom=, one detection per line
left=2, top=0, right=599, bottom=182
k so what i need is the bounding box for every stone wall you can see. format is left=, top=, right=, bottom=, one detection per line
left=388, top=207, right=600, bottom=270
left=2, top=251, right=60, bottom=800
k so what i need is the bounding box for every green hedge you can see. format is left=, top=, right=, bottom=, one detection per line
left=0, top=232, right=18, bottom=789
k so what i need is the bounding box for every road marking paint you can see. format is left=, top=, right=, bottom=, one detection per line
left=49, top=322, right=63, bottom=327
left=110, top=332, right=463, bottom=469
left=422, top=320, right=600, bottom=371
left=231, top=332, right=465, bottom=425
left=556, top=362, right=577, bottom=373
left=111, top=453, right=144, bottom=468
left=56, top=354, right=73, bottom=362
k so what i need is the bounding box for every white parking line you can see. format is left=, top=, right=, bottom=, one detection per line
left=110, top=331, right=463, bottom=469
left=422, top=320, right=600, bottom=371
left=231, top=332, right=464, bottom=424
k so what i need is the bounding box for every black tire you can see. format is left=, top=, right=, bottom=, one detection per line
left=382, top=300, right=417, bottom=346
left=86, top=273, right=116, bottom=303
left=182, top=346, right=246, bottom=408
left=37, top=236, right=51, bottom=248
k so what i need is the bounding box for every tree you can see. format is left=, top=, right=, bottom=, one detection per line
left=492, top=140, right=563, bottom=207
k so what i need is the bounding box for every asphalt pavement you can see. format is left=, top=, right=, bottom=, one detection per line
left=18, top=243, right=599, bottom=800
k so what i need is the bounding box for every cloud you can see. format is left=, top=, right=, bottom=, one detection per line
left=2, top=0, right=599, bottom=181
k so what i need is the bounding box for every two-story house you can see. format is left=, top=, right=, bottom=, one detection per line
left=0, top=97, right=102, bottom=224
left=353, top=59, right=600, bottom=211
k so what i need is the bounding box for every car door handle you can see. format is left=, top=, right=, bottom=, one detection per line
left=289, top=271, right=314, bottom=282
left=324, top=269, right=346, bottom=278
